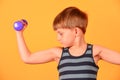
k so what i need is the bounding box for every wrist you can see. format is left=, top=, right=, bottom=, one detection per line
left=16, top=31, right=23, bottom=35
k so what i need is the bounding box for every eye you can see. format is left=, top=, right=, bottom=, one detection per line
left=59, top=33, right=63, bottom=35
left=59, top=32, right=63, bottom=36
left=56, top=30, right=63, bottom=36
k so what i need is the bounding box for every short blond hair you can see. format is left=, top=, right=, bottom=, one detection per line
left=53, top=7, right=88, bottom=34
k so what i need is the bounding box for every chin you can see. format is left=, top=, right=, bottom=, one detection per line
left=63, top=45, right=71, bottom=48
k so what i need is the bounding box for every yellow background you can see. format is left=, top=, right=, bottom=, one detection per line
left=0, top=0, right=120, bottom=80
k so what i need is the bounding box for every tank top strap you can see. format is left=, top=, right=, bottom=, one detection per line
left=61, top=47, right=70, bottom=57
left=85, top=43, right=93, bottom=55
left=87, top=43, right=93, bottom=49
left=63, top=47, right=69, bottom=52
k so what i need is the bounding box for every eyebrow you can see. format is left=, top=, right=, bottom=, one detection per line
left=56, top=30, right=61, bottom=33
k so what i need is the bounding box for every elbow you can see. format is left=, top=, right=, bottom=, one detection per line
left=21, top=57, right=31, bottom=64
left=20, top=53, right=32, bottom=64
left=23, top=60, right=30, bottom=64
left=22, top=59, right=29, bottom=64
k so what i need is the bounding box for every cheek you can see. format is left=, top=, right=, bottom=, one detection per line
left=64, top=35, right=75, bottom=44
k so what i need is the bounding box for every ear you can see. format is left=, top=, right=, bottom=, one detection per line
left=74, top=27, right=81, bottom=36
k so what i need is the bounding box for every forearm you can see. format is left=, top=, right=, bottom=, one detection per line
left=16, top=32, right=31, bottom=62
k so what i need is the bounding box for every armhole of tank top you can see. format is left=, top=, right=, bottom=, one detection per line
left=90, top=44, right=99, bottom=68
left=57, top=47, right=64, bottom=69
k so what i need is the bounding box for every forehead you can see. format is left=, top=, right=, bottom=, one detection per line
left=55, top=28, right=70, bottom=32
left=55, top=28, right=75, bottom=34
left=56, top=28, right=64, bottom=31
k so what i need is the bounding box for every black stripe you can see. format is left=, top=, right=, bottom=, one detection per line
left=60, top=78, right=96, bottom=80
left=58, top=62, right=97, bottom=69
left=60, top=70, right=97, bottom=76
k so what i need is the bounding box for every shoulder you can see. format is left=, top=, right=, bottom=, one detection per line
left=91, top=44, right=104, bottom=63
left=92, top=44, right=111, bottom=55
left=50, top=47, right=63, bottom=58
left=92, top=44, right=103, bottom=56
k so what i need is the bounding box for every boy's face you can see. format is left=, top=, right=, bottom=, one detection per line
left=55, top=28, right=76, bottom=47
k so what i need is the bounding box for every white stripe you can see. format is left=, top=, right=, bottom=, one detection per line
left=60, top=74, right=96, bottom=79
left=59, top=65, right=98, bottom=73
left=59, top=57, right=93, bottom=65
left=85, top=50, right=91, bottom=54
left=62, top=52, right=69, bottom=57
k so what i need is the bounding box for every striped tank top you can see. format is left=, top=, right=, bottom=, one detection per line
left=58, top=44, right=99, bottom=80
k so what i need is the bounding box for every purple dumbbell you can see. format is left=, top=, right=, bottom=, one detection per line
left=13, top=19, right=28, bottom=31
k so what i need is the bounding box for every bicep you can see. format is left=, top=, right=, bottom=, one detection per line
left=25, top=48, right=60, bottom=64
left=98, top=46, right=120, bottom=65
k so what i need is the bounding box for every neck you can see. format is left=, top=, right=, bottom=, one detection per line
left=72, top=34, right=87, bottom=49
left=69, top=35, right=87, bottom=56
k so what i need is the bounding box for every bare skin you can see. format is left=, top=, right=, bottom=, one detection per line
left=16, top=27, right=120, bottom=66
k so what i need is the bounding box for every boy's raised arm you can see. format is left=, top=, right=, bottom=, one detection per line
left=16, top=31, right=60, bottom=64
left=95, top=45, right=120, bottom=65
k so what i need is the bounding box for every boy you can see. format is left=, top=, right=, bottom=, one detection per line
left=15, top=7, right=120, bottom=80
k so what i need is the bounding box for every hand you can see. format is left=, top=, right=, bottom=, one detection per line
left=13, top=19, right=28, bottom=32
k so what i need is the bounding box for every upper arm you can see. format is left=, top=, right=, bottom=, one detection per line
left=25, top=47, right=62, bottom=64
left=95, top=45, right=120, bottom=65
